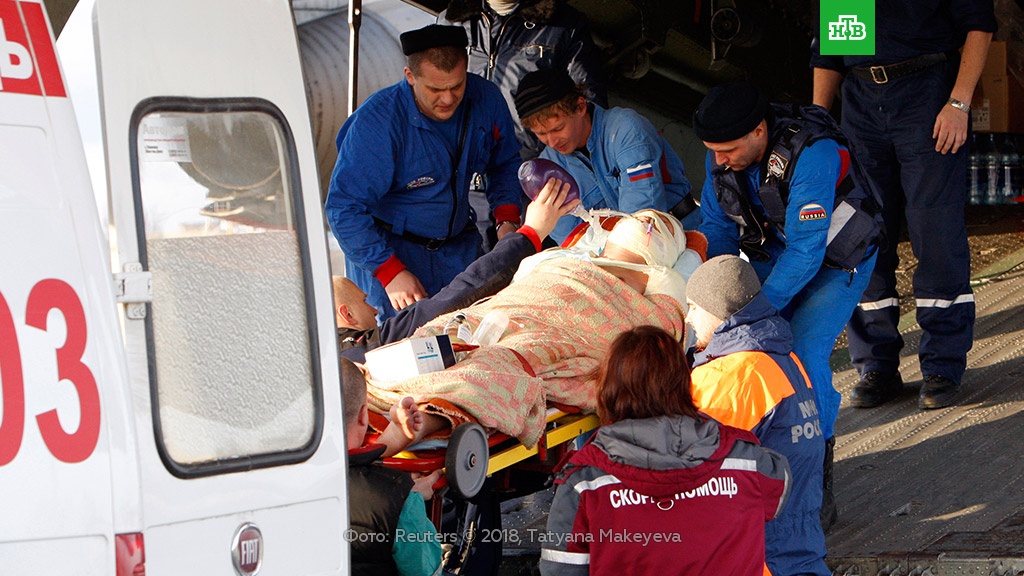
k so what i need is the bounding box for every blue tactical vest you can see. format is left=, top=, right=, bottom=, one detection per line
left=711, top=104, right=883, bottom=271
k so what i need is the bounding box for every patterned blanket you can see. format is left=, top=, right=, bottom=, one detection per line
left=365, top=257, right=686, bottom=447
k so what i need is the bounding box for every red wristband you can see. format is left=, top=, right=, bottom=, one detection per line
left=373, top=255, right=406, bottom=288
left=516, top=225, right=542, bottom=252
left=493, top=203, right=521, bottom=225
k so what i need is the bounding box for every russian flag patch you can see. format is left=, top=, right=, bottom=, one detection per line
left=798, top=203, right=827, bottom=221
left=626, top=163, right=655, bottom=182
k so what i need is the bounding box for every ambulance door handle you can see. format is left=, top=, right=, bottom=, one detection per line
left=114, top=263, right=152, bottom=319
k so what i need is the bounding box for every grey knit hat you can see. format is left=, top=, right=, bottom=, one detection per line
left=686, top=255, right=762, bottom=320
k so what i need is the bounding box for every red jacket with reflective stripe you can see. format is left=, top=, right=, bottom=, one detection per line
left=539, top=416, right=790, bottom=576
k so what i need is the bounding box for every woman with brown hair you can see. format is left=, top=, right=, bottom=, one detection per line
left=539, top=326, right=792, bottom=576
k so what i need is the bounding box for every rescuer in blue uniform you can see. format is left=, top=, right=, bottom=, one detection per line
left=514, top=68, right=697, bottom=243
left=694, top=82, right=882, bottom=530
left=812, top=1, right=996, bottom=411
left=325, top=24, right=522, bottom=322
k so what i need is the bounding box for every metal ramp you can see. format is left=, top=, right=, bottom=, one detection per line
left=828, top=246, right=1024, bottom=576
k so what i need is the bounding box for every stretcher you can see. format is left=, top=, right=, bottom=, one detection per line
left=370, top=215, right=708, bottom=513
left=380, top=406, right=600, bottom=521
left=364, top=408, right=598, bottom=575
left=360, top=215, right=707, bottom=573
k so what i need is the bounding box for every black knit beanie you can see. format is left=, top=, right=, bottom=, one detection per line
left=400, top=24, right=468, bottom=56
left=692, top=81, right=768, bottom=143
left=686, top=255, right=762, bottom=320
left=514, top=68, right=577, bottom=120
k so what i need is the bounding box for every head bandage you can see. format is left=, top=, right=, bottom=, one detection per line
left=594, top=209, right=689, bottom=303
left=604, top=209, right=686, bottom=267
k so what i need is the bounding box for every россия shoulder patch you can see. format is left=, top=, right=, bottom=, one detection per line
left=798, top=203, right=827, bottom=221
left=626, top=162, right=654, bottom=182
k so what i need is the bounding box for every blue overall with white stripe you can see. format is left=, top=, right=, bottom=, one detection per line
left=539, top=104, right=695, bottom=243
left=700, top=106, right=880, bottom=439
left=811, top=0, right=996, bottom=385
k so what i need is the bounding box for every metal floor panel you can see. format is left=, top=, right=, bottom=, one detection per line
left=828, top=258, right=1024, bottom=573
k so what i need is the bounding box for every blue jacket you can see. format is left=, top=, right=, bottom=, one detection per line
left=325, top=73, right=522, bottom=285
left=700, top=138, right=842, bottom=311
left=541, top=105, right=692, bottom=242
left=690, top=293, right=829, bottom=576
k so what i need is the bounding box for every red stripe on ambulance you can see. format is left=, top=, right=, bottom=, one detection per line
left=0, top=0, right=66, bottom=97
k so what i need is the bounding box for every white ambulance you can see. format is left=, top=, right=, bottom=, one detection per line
left=0, top=0, right=351, bottom=574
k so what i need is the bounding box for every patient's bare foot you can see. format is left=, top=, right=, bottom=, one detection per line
left=379, top=397, right=424, bottom=457
left=377, top=400, right=453, bottom=458
left=392, top=396, right=423, bottom=444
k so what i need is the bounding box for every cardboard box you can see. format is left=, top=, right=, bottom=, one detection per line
left=982, top=41, right=1008, bottom=77
left=972, top=42, right=1024, bottom=133
left=364, top=335, right=456, bottom=383
left=973, top=72, right=1024, bottom=133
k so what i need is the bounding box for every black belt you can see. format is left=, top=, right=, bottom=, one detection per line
left=669, top=195, right=699, bottom=222
left=850, top=52, right=948, bottom=84
left=374, top=217, right=476, bottom=251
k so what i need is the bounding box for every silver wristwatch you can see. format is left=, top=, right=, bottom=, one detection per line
left=947, top=98, right=971, bottom=114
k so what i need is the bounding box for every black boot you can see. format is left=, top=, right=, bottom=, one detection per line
left=849, top=371, right=903, bottom=408
left=820, top=436, right=837, bottom=533
left=919, top=374, right=960, bottom=409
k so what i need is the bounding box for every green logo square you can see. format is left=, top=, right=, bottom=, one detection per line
left=820, top=0, right=875, bottom=56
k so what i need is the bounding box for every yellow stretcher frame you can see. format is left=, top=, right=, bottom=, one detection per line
left=486, top=410, right=601, bottom=475
left=383, top=408, right=601, bottom=501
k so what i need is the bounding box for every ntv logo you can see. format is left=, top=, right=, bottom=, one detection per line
left=828, top=15, right=867, bottom=41
left=819, top=0, right=874, bottom=55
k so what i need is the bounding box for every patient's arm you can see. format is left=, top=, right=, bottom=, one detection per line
left=377, top=181, right=577, bottom=347
left=378, top=397, right=451, bottom=457
left=378, top=234, right=538, bottom=347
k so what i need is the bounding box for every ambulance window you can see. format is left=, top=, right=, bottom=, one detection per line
left=131, top=100, right=321, bottom=477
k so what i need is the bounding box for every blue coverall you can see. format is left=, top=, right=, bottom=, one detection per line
left=540, top=105, right=695, bottom=243
left=700, top=139, right=876, bottom=439
left=811, top=0, right=996, bottom=385
left=325, top=74, right=522, bottom=322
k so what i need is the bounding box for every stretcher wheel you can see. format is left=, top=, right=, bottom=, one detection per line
left=445, top=423, right=489, bottom=499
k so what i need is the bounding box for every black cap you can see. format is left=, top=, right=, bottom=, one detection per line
left=692, top=81, right=769, bottom=143
left=514, top=68, right=577, bottom=120
left=400, top=24, right=468, bottom=56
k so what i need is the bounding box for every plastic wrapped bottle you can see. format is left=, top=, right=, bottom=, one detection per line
left=968, top=133, right=985, bottom=205
left=1002, top=135, right=1021, bottom=204
left=985, top=133, right=1003, bottom=205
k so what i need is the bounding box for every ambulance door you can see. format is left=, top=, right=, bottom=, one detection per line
left=93, top=0, right=348, bottom=574
left=0, top=1, right=132, bottom=573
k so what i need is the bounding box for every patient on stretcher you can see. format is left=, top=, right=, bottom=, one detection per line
left=368, top=209, right=704, bottom=453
